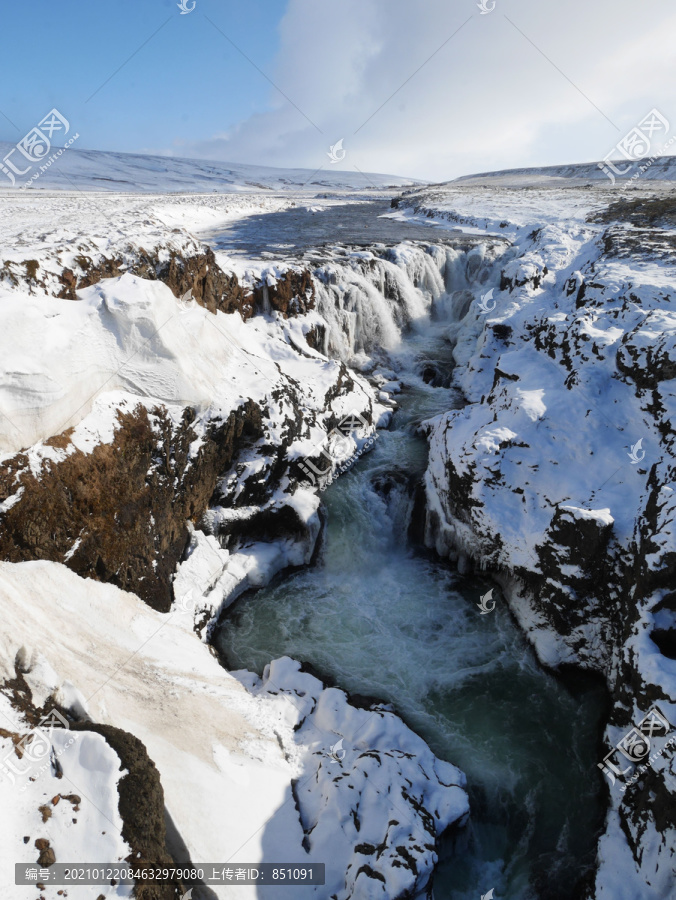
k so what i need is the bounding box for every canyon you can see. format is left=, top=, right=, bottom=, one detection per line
left=1, top=165, right=675, bottom=900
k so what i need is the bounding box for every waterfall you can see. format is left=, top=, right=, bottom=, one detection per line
left=310, top=242, right=502, bottom=364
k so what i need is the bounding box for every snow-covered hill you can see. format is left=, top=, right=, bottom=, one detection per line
left=0, top=141, right=418, bottom=194
left=450, top=154, right=676, bottom=187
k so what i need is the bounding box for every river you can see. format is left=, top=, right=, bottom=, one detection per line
left=209, top=205, right=606, bottom=900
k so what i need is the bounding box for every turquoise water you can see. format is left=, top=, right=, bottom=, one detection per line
left=215, top=342, right=606, bottom=900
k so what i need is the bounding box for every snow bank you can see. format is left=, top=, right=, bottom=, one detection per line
left=0, top=688, right=132, bottom=900
left=0, top=561, right=468, bottom=899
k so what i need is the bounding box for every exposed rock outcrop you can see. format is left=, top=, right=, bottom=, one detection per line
left=253, top=268, right=315, bottom=317
left=71, top=722, right=181, bottom=900
left=0, top=401, right=263, bottom=611
left=57, top=246, right=256, bottom=319
left=4, top=239, right=317, bottom=323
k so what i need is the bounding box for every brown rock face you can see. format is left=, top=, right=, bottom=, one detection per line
left=57, top=247, right=256, bottom=319
left=305, top=322, right=327, bottom=353
left=0, top=401, right=263, bottom=612
left=253, top=269, right=316, bottom=317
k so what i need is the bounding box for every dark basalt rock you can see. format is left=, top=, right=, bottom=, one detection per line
left=616, top=314, right=676, bottom=390
left=589, top=196, right=676, bottom=229
left=500, top=267, right=544, bottom=293
left=214, top=504, right=309, bottom=549
left=598, top=225, right=676, bottom=261
left=490, top=323, right=513, bottom=342
left=650, top=628, right=676, bottom=659
left=370, top=470, right=410, bottom=499
left=417, top=360, right=453, bottom=388
left=305, top=321, right=327, bottom=352
left=408, top=480, right=428, bottom=546
left=70, top=722, right=181, bottom=900
left=530, top=505, right=616, bottom=638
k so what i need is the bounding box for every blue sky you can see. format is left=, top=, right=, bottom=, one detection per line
left=0, top=0, right=283, bottom=155
left=1, top=0, right=675, bottom=180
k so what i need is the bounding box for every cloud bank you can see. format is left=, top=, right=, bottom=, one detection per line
left=169, top=0, right=676, bottom=181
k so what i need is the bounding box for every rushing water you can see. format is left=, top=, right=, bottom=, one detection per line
left=215, top=327, right=607, bottom=900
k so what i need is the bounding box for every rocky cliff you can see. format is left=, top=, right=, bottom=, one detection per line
left=396, top=183, right=676, bottom=899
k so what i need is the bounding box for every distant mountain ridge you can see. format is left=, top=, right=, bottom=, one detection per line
left=452, top=154, right=676, bottom=186
left=0, top=141, right=420, bottom=193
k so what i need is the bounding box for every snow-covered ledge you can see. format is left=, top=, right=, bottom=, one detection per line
left=0, top=561, right=468, bottom=899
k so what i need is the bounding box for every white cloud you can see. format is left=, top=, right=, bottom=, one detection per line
left=168, top=0, right=676, bottom=180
